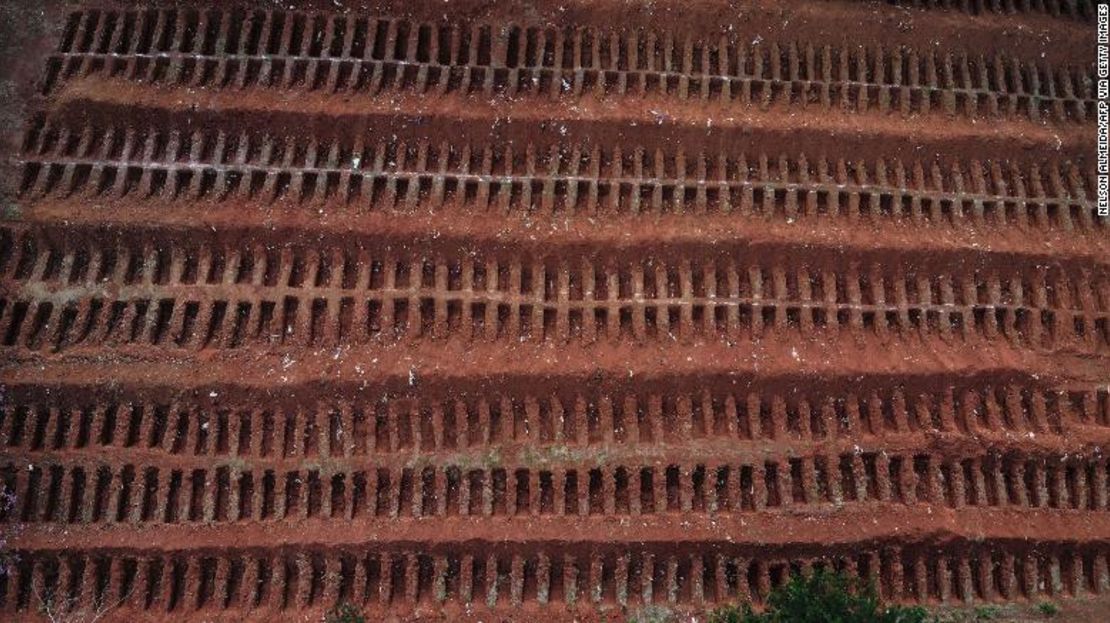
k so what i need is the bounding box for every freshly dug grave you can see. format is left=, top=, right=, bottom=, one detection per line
left=0, top=0, right=1107, bottom=621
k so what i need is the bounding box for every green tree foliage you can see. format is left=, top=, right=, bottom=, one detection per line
left=708, top=570, right=929, bottom=623
left=324, top=602, right=366, bottom=623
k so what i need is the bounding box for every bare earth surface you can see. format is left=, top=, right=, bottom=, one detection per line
left=0, top=0, right=1108, bottom=621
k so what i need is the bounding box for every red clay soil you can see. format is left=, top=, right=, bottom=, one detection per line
left=0, top=0, right=1107, bottom=621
